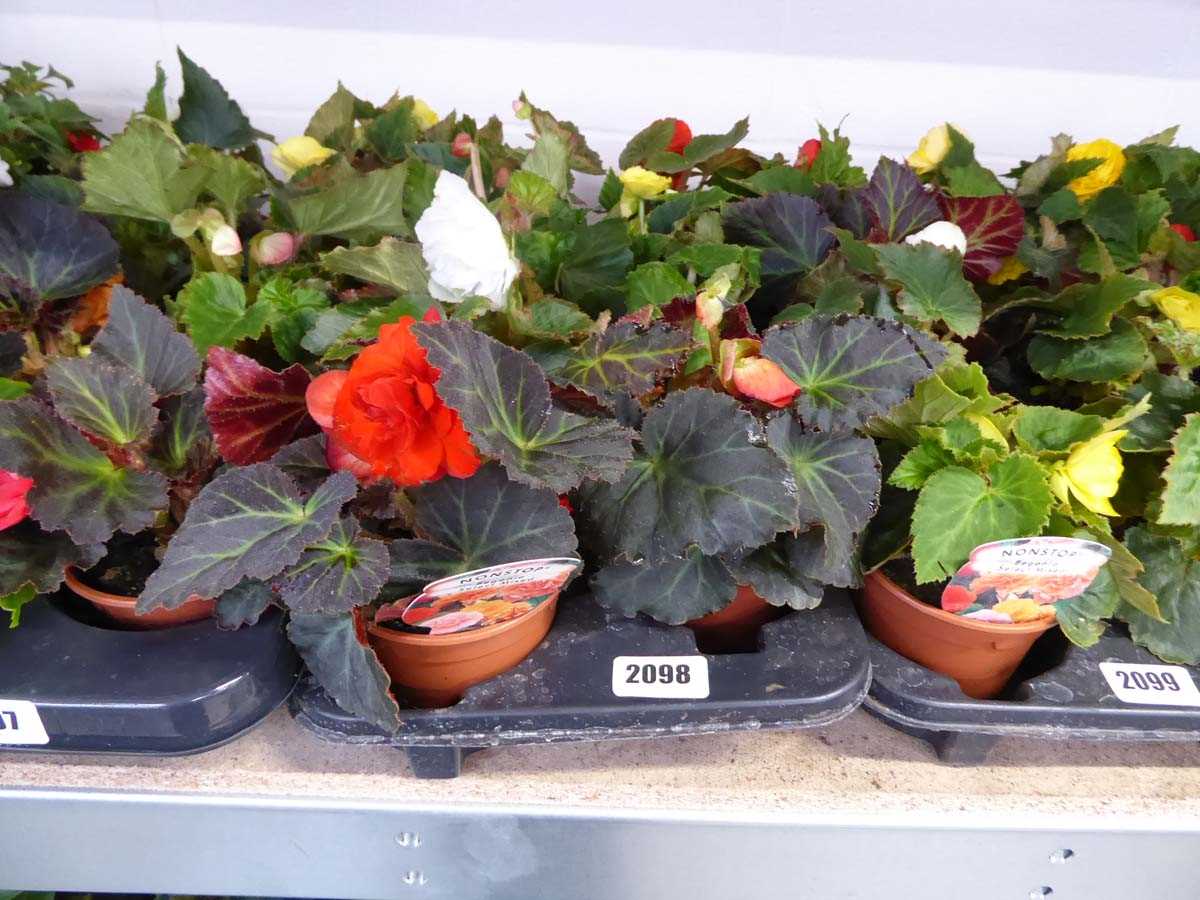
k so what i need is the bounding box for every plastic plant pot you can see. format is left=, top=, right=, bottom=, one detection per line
left=687, top=584, right=786, bottom=653
left=64, top=566, right=215, bottom=630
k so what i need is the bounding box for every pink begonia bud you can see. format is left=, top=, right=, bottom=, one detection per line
left=512, top=98, right=533, bottom=120
left=253, top=231, right=299, bottom=266
left=696, top=293, right=724, bottom=330
left=209, top=225, right=242, bottom=257
left=451, top=132, right=473, bottom=159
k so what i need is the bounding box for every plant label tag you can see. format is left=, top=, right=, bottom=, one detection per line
left=612, top=656, right=710, bottom=699
left=376, top=557, right=582, bottom=635
left=1100, top=662, right=1200, bottom=707
left=0, top=699, right=49, bottom=745
left=941, top=537, right=1111, bottom=624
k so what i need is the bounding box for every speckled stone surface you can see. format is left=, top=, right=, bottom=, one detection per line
left=4, top=709, right=1200, bottom=824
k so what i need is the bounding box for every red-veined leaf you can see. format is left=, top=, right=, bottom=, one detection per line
left=939, top=194, right=1025, bottom=280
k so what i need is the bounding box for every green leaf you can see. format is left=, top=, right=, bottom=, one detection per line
left=545, top=321, right=690, bottom=403
left=1038, top=188, right=1082, bottom=223
left=214, top=578, right=274, bottom=629
left=505, top=171, right=559, bottom=219
left=82, top=118, right=207, bottom=222
left=144, top=61, right=169, bottom=122
left=388, top=462, right=577, bottom=594
left=725, top=541, right=825, bottom=610
left=576, top=388, right=796, bottom=561
left=1, top=584, right=37, bottom=628
left=319, top=237, right=428, bottom=295
left=1013, top=406, right=1104, bottom=454
left=740, top=166, right=815, bottom=196
left=173, top=49, right=261, bottom=149
left=889, top=440, right=958, bottom=490
left=46, top=356, right=158, bottom=446
left=557, top=218, right=634, bottom=316
left=1120, top=527, right=1200, bottom=664
left=625, top=261, right=693, bottom=311
left=521, top=130, right=571, bottom=195
left=598, top=169, right=623, bottom=212
left=18, top=174, right=84, bottom=208
left=668, top=244, right=760, bottom=279
left=178, top=272, right=271, bottom=355
left=873, top=242, right=981, bottom=336
left=722, top=193, right=834, bottom=300
left=867, top=363, right=1000, bottom=443
left=761, top=315, right=946, bottom=431
left=279, top=165, right=408, bottom=242
left=512, top=297, right=593, bottom=341
left=1121, top=372, right=1200, bottom=452
left=1027, top=317, right=1150, bottom=383
left=91, top=286, right=201, bottom=396
left=139, top=465, right=356, bottom=611
left=305, top=83, right=359, bottom=152
left=365, top=101, right=419, bottom=162
left=0, top=521, right=103, bottom=598
left=189, top=145, right=267, bottom=220
left=1078, top=186, right=1168, bottom=273
left=279, top=517, right=389, bottom=614
left=0, top=378, right=30, bottom=400
left=618, top=119, right=678, bottom=169
left=0, top=398, right=167, bottom=544
left=943, top=160, right=1006, bottom=197
left=1055, top=564, right=1120, bottom=648
left=591, top=547, right=737, bottom=624
left=1039, top=275, right=1150, bottom=339
left=413, top=320, right=634, bottom=492
left=288, top=611, right=400, bottom=733
left=911, top=454, right=1053, bottom=583
left=656, top=117, right=750, bottom=173
left=518, top=93, right=603, bottom=175
left=258, top=277, right=330, bottom=363
left=1159, top=414, right=1200, bottom=525
left=0, top=192, right=118, bottom=310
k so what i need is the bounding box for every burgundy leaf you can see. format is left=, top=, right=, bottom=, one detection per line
left=862, top=158, right=940, bottom=241
left=939, top=194, right=1026, bottom=280
left=204, top=347, right=318, bottom=465
left=661, top=296, right=697, bottom=327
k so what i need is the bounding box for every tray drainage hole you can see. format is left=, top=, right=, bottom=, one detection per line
left=1049, top=849, right=1074, bottom=864
left=394, top=831, right=422, bottom=848
left=1028, top=888, right=1053, bottom=898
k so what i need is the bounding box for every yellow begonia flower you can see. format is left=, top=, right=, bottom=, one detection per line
left=1050, top=429, right=1127, bottom=516
left=412, top=98, right=440, bottom=131
left=1065, top=139, right=1126, bottom=201
left=907, top=123, right=964, bottom=175
left=619, top=166, right=671, bottom=200
left=987, top=255, right=1029, bottom=286
left=272, top=136, right=336, bottom=178
left=1151, top=286, right=1200, bottom=332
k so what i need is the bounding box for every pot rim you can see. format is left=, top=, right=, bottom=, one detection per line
left=367, top=594, right=558, bottom=647
left=865, top=570, right=1057, bottom=636
left=64, top=565, right=142, bottom=608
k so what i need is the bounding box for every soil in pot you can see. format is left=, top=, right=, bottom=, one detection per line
left=687, top=585, right=786, bottom=654
left=67, top=533, right=215, bottom=630
left=367, top=594, right=559, bottom=708
left=857, top=561, right=1056, bottom=699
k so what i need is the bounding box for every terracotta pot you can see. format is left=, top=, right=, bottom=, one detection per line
left=858, top=570, right=1055, bottom=699
left=367, top=595, right=558, bottom=708
left=64, top=567, right=215, bottom=630
left=687, top=584, right=785, bottom=653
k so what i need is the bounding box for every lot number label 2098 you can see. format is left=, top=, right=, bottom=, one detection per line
left=611, top=656, right=710, bottom=699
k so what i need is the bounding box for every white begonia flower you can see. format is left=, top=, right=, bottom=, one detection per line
left=415, top=171, right=519, bottom=311
left=904, top=220, right=968, bottom=255
left=0, top=159, right=12, bottom=188
left=209, top=224, right=242, bottom=257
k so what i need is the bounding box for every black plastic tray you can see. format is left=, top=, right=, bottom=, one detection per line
left=292, top=588, right=871, bottom=777
left=865, top=626, right=1200, bottom=763
left=0, top=595, right=300, bottom=755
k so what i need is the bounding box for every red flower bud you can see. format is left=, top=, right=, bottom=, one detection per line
left=1170, top=222, right=1197, bottom=242
left=667, top=119, right=693, bottom=155
left=67, top=131, right=101, bottom=153
left=451, top=132, right=473, bottom=159
left=558, top=495, right=574, bottom=515
left=795, top=138, right=821, bottom=169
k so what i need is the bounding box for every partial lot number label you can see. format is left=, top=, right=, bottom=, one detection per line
left=1100, top=662, right=1200, bottom=707
left=0, top=699, right=49, bottom=745
left=612, top=656, right=710, bottom=699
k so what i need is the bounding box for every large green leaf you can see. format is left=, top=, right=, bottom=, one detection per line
left=722, top=193, right=834, bottom=300
left=388, top=462, right=577, bottom=594
left=82, top=118, right=207, bottom=223
left=278, top=166, right=408, bottom=242
left=645, top=118, right=750, bottom=173
left=867, top=363, right=1001, bottom=443
left=766, top=415, right=880, bottom=578
left=91, top=286, right=201, bottom=397
left=305, top=83, right=360, bottom=152
left=625, top=261, right=693, bottom=311
left=911, top=454, right=1053, bottom=583
left=366, top=101, right=420, bottom=163
left=189, top=146, right=267, bottom=220
left=1039, top=275, right=1150, bottom=339
left=557, top=218, right=634, bottom=316
left=761, top=315, right=946, bottom=431
left=0, top=522, right=104, bottom=597
left=591, top=547, right=737, bottom=624
left=1078, top=186, right=1168, bottom=273
left=257, top=277, right=330, bottom=363
left=173, top=49, right=261, bottom=150
left=0, top=192, right=118, bottom=311
left=576, top=388, right=796, bottom=561
left=412, top=320, right=634, bottom=493
left=139, top=465, right=356, bottom=611
left=861, top=157, right=940, bottom=240
left=1121, top=373, right=1200, bottom=452
left=177, top=272, right=271, bottom=355
left=288, top=611, right=401, bottom=733
left=1120, top=527, right=1200, bottom=664
left=618, top=119, right=678, bottom=169
left=1012, top=406, right=1104, bottom=454
left=543, top=322, right=690, bottom=403
left=279, top=517, right=389, bottom=614
left=46, top=357, right=158, bottom=446
left=0, top=398, right=167, bottom=544
left=319, top=237, right=428, bottom=295
left=1027, top=318, right=1150, bottom=383
left=1054, top=564, right=1120, bottom=648
left=873, top=242, right=982, bottom=336
left=1159, top=414, right=1200, bottom=525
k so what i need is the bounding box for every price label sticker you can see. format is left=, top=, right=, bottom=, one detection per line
left=0, top=699, right=50, bottom=745
left=612, top=655, right=710, bottom=699
left=1099, top=662, right=1200, bottom=707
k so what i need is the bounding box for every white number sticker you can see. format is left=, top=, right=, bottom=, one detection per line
left=612, top=655, right=710, bottom=699
left=0, top=699, right=50, bottom=745
left=1099, top=662, right=1200, bottom=707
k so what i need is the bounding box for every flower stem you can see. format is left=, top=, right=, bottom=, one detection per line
left=468, top=144, right=486, bottom=200
left=638, top=199, right=646, bottom=235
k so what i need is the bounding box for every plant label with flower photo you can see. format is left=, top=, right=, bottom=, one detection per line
left=379, top=558, right=582, bottom=635
left=941, top=537, right=1111, bottom=624
left=0, top=698, right=49, bottom=745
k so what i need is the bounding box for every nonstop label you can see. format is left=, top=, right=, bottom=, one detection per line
left=611, top=655, right=710, bottom=699
left=1100, top=662, right=1200, bottom=707
left=0, top=699, right=49, bottom=745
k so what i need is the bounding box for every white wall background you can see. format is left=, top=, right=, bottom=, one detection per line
left=4, top=0, right=1200, bottom=177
